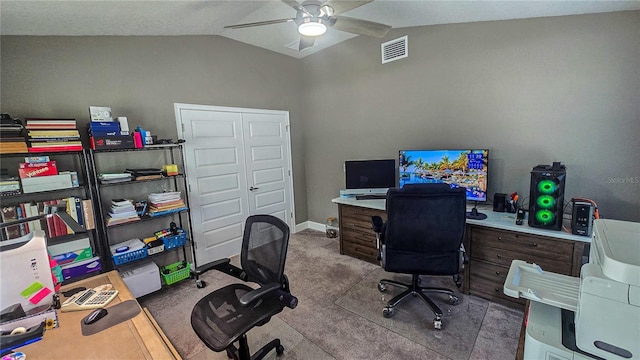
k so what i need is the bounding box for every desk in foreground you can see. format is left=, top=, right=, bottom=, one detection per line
left=21, top=271, right=180, bottom=359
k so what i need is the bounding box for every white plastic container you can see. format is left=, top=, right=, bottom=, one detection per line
left=119, top=261, right=161, bottom=298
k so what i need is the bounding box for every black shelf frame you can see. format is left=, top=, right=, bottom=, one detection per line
left=89, top=145, right=195, bottom=276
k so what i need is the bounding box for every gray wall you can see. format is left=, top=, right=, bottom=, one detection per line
left=2, top=11, right=639, bottom=226
left=0, top=35, right=309, bottom=222
left=301, top=11, right=640, bottom=223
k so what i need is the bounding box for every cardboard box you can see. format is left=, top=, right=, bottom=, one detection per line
left=90, top=135, right=134, bottom=150
left=51, top=247, right=93, bottom=266
left=21, top=173, right=73, bottom=193
left=60, top=257, right=101, bottom=280
left=18, top=161, right=58, bottom=178
left=119, top=261, right=161, bottom=298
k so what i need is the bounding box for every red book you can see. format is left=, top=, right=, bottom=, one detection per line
left=28, top=145, right=83, bottom=153
left=18, top=161, right=58, bottom=178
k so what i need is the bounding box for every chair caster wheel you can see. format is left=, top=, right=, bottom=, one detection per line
left=196, top=280, right=206, bottom=288
left=378, top=283, right=386, bottom=292
left=449, top=295, right=459, bottom=305
left=382, top=306, right=394, bottom=318
left=433, top=318, right=443, bottom=330
left=276, top=344, right=285, bottom=356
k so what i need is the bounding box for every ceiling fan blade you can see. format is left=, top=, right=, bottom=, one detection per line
left=281, top=0, right=311, bottom=16
left=299, top=35, right=316, bottom=51
left=331, top=15, right=391, bottom=38
left=224, top=18, right=294, bottom=30
left=324, top=0, right=373, bottom=15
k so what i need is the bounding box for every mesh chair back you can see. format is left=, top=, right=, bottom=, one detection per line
left=241, top=215, right=290, bottom=285
left=384, top=183, right=466, bottom=274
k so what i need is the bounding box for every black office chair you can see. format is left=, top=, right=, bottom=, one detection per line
left=191, top=215, right=298, bottom=360
left=371, top=183, right=467, bottom=330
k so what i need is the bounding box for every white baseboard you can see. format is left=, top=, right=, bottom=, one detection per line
left=294, top=221, right=325, bottom=233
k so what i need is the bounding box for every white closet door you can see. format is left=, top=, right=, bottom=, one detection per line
left=175, top=104, right=294, bottom=267
left=243, top=112, right=292, bottom=224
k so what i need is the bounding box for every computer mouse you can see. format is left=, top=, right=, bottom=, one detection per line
left=83, top=308, right=108, bottom=325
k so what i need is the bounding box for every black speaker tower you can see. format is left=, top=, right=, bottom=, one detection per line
left=528, top=162, right=566, bottom=230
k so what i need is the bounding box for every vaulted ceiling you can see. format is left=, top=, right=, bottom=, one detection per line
left=1, top=0, right=638, bottom=58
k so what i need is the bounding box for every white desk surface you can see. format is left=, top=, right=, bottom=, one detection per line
left=331, top=197, right=590, bottom=243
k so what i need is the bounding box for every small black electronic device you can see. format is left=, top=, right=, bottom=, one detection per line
left=572, top=201, right=594, bottom=236
left=516, top=209, right=526, bottom=225
left=493, top=193, right=507, bottom=212
left=83, top=308, right=108, bottom=325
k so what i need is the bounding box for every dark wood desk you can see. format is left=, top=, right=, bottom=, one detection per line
left=21, top=271, right=180, bottom=359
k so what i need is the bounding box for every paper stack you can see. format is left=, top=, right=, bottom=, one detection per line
left=98, top=173, right=132, bottom=184
left=106, top=199, right=140, bottom=226
left=148, top=192, right=187, bottom=217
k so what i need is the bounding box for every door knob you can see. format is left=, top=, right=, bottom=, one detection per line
left=249, top=186, right=259, bottom=191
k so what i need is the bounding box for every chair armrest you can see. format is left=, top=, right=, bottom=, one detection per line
left=371, top=216, right=384, bottom=233
left=239, top=282, right=281, bottom=306
left=239, top=284, right=299, bottom=310
left=194, top=258, right=247, bottom=281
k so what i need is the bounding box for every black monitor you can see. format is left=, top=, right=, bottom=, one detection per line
left=345, top=159, right=396, bottom=190
left=399, top=149, right=489, bottom=219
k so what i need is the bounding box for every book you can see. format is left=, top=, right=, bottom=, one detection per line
left=81, top=199, right=96, bottom=230
left=1, top=206, right=21, bottom=239
left=27, top=130, right=81, bottom=137
left=28, top=145, right=83, bottom=153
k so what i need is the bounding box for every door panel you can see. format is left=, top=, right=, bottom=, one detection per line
left=178, top=109, right=248, bottom=266
left=243, top=113, right=292, bottom=224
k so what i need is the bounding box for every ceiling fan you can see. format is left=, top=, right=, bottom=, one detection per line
left=224, top=0, right=391, bottom=51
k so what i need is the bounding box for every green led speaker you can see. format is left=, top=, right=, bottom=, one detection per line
left=536, top=195, right=555, bottom=209
left=535, top=210, right=555, bottom=225
left=537, top=180, right=556, bottom=194
left=529, top=163, right=566, bottom=230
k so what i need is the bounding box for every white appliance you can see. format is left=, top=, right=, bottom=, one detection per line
left=504, top=219, right=640, bottom=360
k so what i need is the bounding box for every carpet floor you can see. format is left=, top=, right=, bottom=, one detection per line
left=140, top=229, right=523, bottom=360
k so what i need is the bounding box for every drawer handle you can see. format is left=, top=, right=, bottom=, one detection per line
left=497, top=237, right=503, bottom=241
left=530, top=243, right=538, bottom=247
left=495, top=287, right=500, bottom=292
left=495, top=271, right=501, bottom=276
left=496, top=254, right=502, bottom=259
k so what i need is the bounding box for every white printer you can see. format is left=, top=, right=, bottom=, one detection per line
left=504, top=219, right=640, bottom=360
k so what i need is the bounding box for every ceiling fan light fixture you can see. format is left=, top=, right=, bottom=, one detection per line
left=298, top=18, right=327, bottom=37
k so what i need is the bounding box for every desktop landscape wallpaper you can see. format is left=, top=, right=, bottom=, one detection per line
left=399, top=149, right=489, bottom=202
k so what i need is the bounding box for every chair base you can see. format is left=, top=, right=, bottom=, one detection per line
left=378, top=274, right=459, bottom=329
left=224, top=334, right=285, bottom=360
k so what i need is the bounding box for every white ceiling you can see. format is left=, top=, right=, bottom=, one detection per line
left=1, top=0, right=638, bottom=59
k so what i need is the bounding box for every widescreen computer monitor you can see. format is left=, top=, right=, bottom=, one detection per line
left=399, top=149, right=489, bottom=218
left=345, top=159, right=396, bottom=191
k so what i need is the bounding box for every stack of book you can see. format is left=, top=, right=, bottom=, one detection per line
left=147, top=192, right=188, bottom=217
left=0, top=115, right=28, bottom=154
left=25, top=118, right=82, bottom=152
left=106, top=199, right=140, bottom=226
left=98, top=173, right=133, bottom=184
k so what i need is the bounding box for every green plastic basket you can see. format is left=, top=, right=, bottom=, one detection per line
left=160, top=261, right=191, bottom=285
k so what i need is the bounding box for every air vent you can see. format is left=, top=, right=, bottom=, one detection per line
left=381, top=36, right=408, bottom=64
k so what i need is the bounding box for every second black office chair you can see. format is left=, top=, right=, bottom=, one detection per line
left=191, top=215, right=298, bottom=360
left=371, top=183, right=467, bottom=330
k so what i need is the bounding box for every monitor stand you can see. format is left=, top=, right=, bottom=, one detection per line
left=466, top=202, right=487, bottom=220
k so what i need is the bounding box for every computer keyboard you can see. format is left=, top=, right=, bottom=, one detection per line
left=355, top=194, right=386, bottom=200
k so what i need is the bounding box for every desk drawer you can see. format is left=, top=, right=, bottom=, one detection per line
left=470, top=259, right=509, bottom=284
left=470, top=273, right=526, bottom=308
left=471, top=243, right=572, bottom=274
left=471, top=227, right=574, bottom=262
